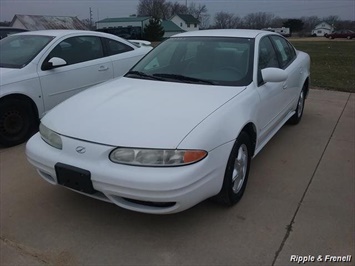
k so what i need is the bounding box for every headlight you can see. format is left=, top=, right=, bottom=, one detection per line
left=39, top=123, right=62, bottom=150
left=109, top=148, right=207, bottom=166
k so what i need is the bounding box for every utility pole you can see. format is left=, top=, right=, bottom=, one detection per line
left=89, top=7, right=93, bottom=29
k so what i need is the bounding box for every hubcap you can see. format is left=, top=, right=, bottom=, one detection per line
left=297, top=91, right=304, bottom=118
left=0, top=110, right=24, bottom=135
left=231, top=144, right=248, bottom=194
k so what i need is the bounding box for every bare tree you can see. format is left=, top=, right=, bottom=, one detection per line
left=214, top=11, right=241, bottom=29
left=242, top=12, right=275, bottom=29
left=167, top=2, right=188, bottom=17
left=188, top=3, right=207, bottom=21
left=199, top=14, right=210, bottom=29
left=323, top=15, right=340, bottom=26
left=137, top=0, right=170, bottom=19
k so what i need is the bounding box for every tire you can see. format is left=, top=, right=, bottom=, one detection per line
left=214, top=132, right=252, bottom=206
left=288, top=86, right=305, bottom=125
left=0, top=99, right=37, bottom=147
left=347, top=36, right=352, bottom=40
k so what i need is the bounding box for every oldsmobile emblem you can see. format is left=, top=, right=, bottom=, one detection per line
left=76, top=146, right=86, bottom=154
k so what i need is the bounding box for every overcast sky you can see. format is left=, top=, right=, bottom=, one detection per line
left=1, top=0, right=354, bottom=23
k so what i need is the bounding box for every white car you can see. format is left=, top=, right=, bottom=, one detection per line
left=0, top=30, right=152, bottom=146
left=26, top=29, right=310, bottom=214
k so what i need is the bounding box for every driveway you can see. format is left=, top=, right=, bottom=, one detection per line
left=1, top=89, right=354, bottom=265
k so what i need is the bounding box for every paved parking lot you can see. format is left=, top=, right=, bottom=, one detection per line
left=1, top=89, right=354, bottom=266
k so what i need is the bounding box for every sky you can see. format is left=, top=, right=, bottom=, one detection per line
left=1, top=0, right=354, bottom=23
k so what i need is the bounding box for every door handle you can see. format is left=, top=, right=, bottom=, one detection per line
left=98, top=66, right=109, bottom=71
left=283, top=82, right=288, bottom=89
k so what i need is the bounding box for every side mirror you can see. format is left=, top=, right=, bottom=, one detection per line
left=261, top=68, right=288, bottom=83
left=42, top=57, right=67, bottom=70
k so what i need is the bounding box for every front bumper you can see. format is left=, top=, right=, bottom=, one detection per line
left=26, top=133, right=233, bottom=214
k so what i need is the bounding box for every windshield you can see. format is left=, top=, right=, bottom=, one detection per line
left=0, top=34, right=54, bottom=68
left=126, top=36, right=254, bottom=86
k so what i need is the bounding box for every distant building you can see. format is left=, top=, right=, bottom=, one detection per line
left=96, top=16, right=151, bottom=30
left=10, top=14, right=88, bottom=30
left=170, top=14, right=200, bottom=32
left=311, top=22, right=334, bottom=37
left=262, top=27, right=291, bottom=37
left=161, top=20, right=185, bottom=38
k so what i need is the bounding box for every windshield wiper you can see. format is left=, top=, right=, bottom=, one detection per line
left=125, top=70, right=164, bottom=81
left=153, top=73, right=215, bottom=85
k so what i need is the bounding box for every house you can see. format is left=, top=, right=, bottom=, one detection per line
left=311, top=22, right=334, bottom=36
left=161, top=20, right=185, bottom=38
left=170, top=14, right=200, bottom=32
left=10, top=14, right=88, bottom=30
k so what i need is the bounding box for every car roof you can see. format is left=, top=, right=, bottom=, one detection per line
left=173, top=29, right=272, bottom=38
left=13, top=29, right=108, bottom=38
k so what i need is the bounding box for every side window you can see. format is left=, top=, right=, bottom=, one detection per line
left=258, top=37, right=279, bottom=70
left=102, top=38, right=133, bottom=56
left=270, top=35, right=296, bottom=69
left=46, top=36, right=104, bottom=66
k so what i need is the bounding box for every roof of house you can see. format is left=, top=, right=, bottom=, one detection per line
left=314, top=21, right=333, bottom=29
left=97, top=17, right=150, bottom=23
left=174, top=14, right=200, bottom=24
left=161, top=20, right=185, bottom=32
left=10, top=14, right=88, bottom=30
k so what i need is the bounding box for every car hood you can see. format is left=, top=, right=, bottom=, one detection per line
left=43, top=77, right=245, bottom=148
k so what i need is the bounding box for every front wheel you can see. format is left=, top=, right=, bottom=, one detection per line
left=288, top=87, right=305, bottom=125
left=214, top=132, right=252, bottom=206
left=0, top=99, right=37, bottom=147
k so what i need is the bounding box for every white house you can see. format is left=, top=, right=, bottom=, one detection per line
left=311, top=22, right=334, bottom=36
left=170, top=14, right=200, bottom=32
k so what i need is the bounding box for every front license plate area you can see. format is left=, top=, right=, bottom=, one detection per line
left=55, top=163, right=96, bottom=194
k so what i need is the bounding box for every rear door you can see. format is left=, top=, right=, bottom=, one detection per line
left=102, top=38, right=144, bottom=77
left=38, top=35, right=114, bottom=111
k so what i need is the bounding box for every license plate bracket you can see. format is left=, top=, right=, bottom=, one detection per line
left=55, top=163, right=96, bottom=194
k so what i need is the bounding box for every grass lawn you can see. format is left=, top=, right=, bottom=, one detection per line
left=290, top=40, right=355, bottom=93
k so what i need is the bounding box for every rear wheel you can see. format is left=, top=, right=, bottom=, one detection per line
left=347, top=36, right=352, bottom=40
left=0, top=99, right=37, bottom=147
left=214, top=132, right=251, bottom=206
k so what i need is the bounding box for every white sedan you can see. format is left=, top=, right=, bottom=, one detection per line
left=0, top=30, right=152, bottom=146
left=26, top=29, right=310, bottom=214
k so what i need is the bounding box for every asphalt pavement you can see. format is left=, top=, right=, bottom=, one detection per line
left=0, top=89, right=354, bottom=266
